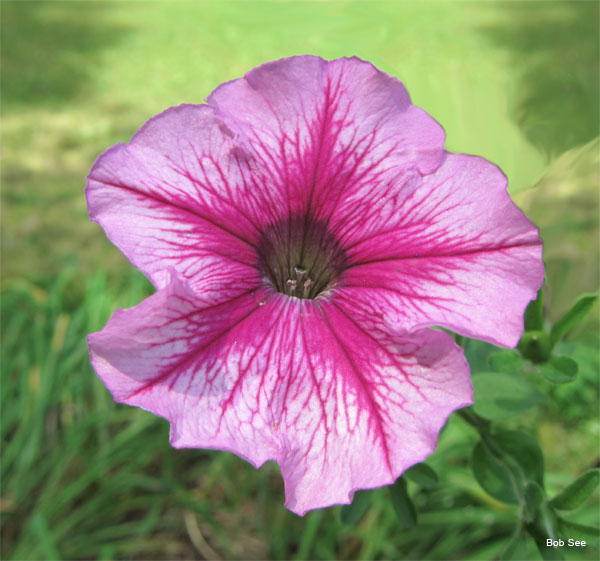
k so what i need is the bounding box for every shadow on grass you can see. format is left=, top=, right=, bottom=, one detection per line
left=1, top=0, right=130, bottom=109
left=481, top=0, right=599, bottom=158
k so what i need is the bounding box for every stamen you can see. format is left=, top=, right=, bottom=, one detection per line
left=286, top=279, right=297, bottom=296
left=257, top=215, right=347, bottom=300
left=286, top=268, right=313, bottom=298
left=302, top=278, right=313, bottom=299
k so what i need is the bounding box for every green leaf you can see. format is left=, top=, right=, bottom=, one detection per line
left=472, top=372, right=547, bottom=421
left=472, top=439, right=520, bottom=504
left=462, top=338, right=497, bottom=373
left=523, top=481, right=545, bottom=523
left=404, top=463, right=438, bottom=488
left=472, top=429, right=545, bottom=504
left=501, top=526, right=530, bottom=561
left=524, top=289, right=545, bottom=331
left=488, top=351, right=526, bottom=373
left=540, top=356, right=578, bottom=384
left=388, top=477, right=417, bottom=529
left=550, top=469, right=600, bottom=511
left=340, top=489, right=371, bottom=525
left=557, top=518, right=600, bottom=539
left=550, top=293, right=598, bottom=345
left=518, top=330, right=553, bottom=363
left=494, top=429, right=545, bottom=487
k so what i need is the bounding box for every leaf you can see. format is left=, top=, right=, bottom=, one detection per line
left=340, top=489, right=371, bottom=525
left=548, top=342, right=599, bottom=421
left=540, top=356, right=578, bottom=384
left=472, top=439, right=520, bottom=504
left=472, top=429, right=545, bottom=504
left=550, top=469, right=600, bottom=511
left=524, top=289, right=545, bottom=331
left=501, top=526, right=530, bottom=561
left=550, top=293, right=598, bottom=345
left=557, top=518, right=600, bottom=539
left=462, top=338, right=497, bottom=373
left=388, top=477, right=417, bottom=529
left=523, top=481, right=545, bottom=522
left=472, top=372, right=546, bottom=421
left=404, top=463, right=438, bottom=488
left=488, top=351, right=526, bottom=373
left=494, top=429, right=545, bottom=487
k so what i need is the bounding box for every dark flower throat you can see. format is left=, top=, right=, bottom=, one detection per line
left=257, top=215, right=347, bottom=299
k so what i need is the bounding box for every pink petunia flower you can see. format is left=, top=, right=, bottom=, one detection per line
left=87, top=56, right=544, bottom=515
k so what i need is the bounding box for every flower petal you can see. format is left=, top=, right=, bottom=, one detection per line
left=86, top=104, right=277, bottom=291
left=279, top=300, right=471, bottom=514
left=340, top=153, right=545, bottom=347
left=208, top=55, right=445, bottom=220
left=89, top=272, right=471, bottom=515
left=88, top=271, right=282, bottom=466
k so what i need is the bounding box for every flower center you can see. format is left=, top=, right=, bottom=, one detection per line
left=257, top=215, right=347, bottom=299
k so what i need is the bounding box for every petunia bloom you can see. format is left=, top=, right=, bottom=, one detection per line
left=87, top=55, right=544, bottom=515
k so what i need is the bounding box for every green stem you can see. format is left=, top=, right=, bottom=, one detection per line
left=456, top=408, right=490, bottom=433
left=525, top=521, right=564, bottom=561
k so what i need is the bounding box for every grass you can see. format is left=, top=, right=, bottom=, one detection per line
left=2, top=269, right=598, bottom=559
left=1, top=1, right=599, bottom=559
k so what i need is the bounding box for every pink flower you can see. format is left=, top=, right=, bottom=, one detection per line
left=87, top=56, right=544, bottom=515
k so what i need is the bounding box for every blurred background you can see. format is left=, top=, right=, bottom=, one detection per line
left=1, top=1, right=598, bottom=559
